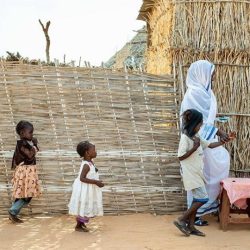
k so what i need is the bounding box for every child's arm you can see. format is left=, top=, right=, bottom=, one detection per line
left=208, top=131, right=236, bottom=148
left=178, top=137, right=200, bottom=161
left=208, top=141, right=224, bottom=148
left=32, top=137, right=39, bottom=151
left=20, top=146, right=37, bottom=159
left=20, top=141, right=37, bottom=159
left=80, top=164, right=104, bottom=187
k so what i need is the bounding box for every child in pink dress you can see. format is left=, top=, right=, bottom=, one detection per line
left=8, top=120, right=41, bottom=223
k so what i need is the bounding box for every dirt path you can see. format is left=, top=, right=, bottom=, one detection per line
left=0, top=214, right=249, bottom=250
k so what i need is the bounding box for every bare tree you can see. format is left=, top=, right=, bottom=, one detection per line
left=39, top=19, right=51, bottom=64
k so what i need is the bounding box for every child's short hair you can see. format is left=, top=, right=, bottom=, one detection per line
left=16, top=120, right=34, bottom=135
left=76, top=141, right=94, bottom=157
left=182, top=109, right=203, bottom=137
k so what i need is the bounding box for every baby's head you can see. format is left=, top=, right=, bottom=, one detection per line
left=16, top=120, right=34, bottom=140
left=182, top=109, right=203, bottom=137
left=76, top=141, right=96, bottom=159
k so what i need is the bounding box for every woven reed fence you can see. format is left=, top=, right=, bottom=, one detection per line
left=0, top=61, right=185, bottom=217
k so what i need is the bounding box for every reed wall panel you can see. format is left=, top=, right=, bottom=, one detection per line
left=0, top=62, right=184, bottom=216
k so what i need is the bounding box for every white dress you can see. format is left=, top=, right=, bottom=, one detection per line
left=68, top=160, right=103, bottom=217
left=178, top=134, right=210, bottom=191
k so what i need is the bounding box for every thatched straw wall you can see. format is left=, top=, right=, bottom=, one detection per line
left=139, top=0, right=250, bottom=73
left=139, top=0, right=173, bottom=74
left=139, top=0, right=250, bottom=171
left=0, top=61, right=184, bottom=217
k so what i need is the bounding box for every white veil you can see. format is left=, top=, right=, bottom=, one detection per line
left=180, top=60, right=217, bottom=125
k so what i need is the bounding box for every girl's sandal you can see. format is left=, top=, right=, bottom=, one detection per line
left=194, top=218, right=208, bottom=226
left=8, top=212, right=23, bottom=223
left=81, top=224, right=89, bottom=232
left=173, top=220, right=190, bottom=236
left=75, top=226, right=89, bottom=232
left=190, top=228, right=206, bottom=237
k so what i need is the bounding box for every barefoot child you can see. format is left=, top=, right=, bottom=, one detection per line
left=68, top=141, right=104, bottom=232
left=174, top=109, right=235, bottom=237
left=8, top=120, right=41, bottom=223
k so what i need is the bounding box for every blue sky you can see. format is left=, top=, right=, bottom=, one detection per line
left=0, top=0, right=144, bottom=65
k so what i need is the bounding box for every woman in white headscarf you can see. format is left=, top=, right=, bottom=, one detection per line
left=180, top=60, right=230, bottom=225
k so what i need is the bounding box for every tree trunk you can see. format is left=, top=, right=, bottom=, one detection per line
left=39, top=19, right=51, bottom=64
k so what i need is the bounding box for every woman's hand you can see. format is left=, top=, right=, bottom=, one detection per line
left=228, top=131, right=236, bottom=140
left=217, top=130, right=230, bottom=143
left=95, top=180, right=104, bottom=188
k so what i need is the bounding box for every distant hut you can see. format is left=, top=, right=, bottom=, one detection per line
left=138, top=0, right=250, bottom=172
left=105, top=27, right=147, bottom=70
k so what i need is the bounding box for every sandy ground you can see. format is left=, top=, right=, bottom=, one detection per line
left=0, top=213, right=250, bottom=250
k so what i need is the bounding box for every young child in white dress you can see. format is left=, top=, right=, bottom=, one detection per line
left=68, top=141, right=104, bottom=232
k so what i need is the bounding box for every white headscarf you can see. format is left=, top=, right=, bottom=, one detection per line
left=180, top=60, right=217, bottom=125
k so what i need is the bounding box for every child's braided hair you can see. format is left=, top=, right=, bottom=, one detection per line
left=76, top=141, right=93, bottom=157
left=16, top=120, right=34, bottom=135
left=182, top=109, right=203, bottom=137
